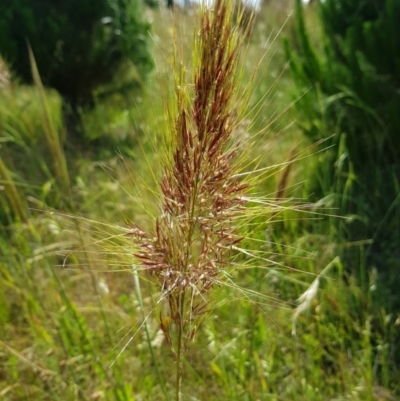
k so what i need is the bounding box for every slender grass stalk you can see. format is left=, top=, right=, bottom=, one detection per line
left=28, top=45, right=70, bottom=195
left=128, top=0, right=253, bottom=397
left=0, top=57, right=11, bottom=89
left=132, top=266, right=168, bottom=399
left=0, top=156, right=28, bottom=223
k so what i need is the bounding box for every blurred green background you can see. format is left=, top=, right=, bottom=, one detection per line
left=0, top=0, right=399, bottom=399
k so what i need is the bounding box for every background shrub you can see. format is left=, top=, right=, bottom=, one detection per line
left=286, top=0, right=400, bottom=310
left=0, top=0, right=153, bottom=106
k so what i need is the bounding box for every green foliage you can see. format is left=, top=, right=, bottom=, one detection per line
left=0, top=0, right=153, bottom=105
left=286, top=0, right=400, bottom=308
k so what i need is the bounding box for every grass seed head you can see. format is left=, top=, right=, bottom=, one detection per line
left=132, top=0, right=251, bottom=346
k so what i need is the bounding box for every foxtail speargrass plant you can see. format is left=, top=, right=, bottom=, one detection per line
left=127, top=1, right=262, bottom=398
